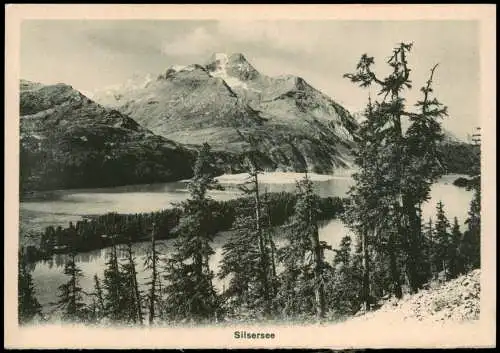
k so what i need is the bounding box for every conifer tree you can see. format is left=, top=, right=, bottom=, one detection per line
left=218, top=161, right=277, bottom=319
left=18, top=249, right=42, bottom=324
left=344, top=43, right=448, bottom=293
left=121, top=238, right=143, bottom=324
left=278, top=174, right=327, bottom=319
left=103, top=240, right=126, bottom=323
left=422, top=218, right=435, bottom=281
left=162, top=143, right=220, bottom=323
left=262, top=189, right=279, bottom=297
left=241, top=158, right=273, bottom=314
left=461, top=134, right=481, bottom=272
left=92, top=274, right=106, bottom=322
left=448, top=217, right=463, bottom=278
left=218, top=199, right=262, bottom=317
left=144, top=221, right=162, bottom=325
left=461, top=187, right=481, bottom=271
left=403, top=63, right=447, bottom=287
left=329, top=236, right=363, bottom=316
left=434, top=201, right=450, bottom=279
left=56, top=250, right=87, bottom=322
left=343, top=95, right=403, bottom=299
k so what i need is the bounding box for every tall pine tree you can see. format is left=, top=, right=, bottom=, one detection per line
left=121, top=238, right=144, bottom=324
left=278, top=174, right=328, bottom=319
left=448, top=217, right=463, bottom=279
left=218, top=157, right=276, bottom=319
left=162, top=143, right=221, bottom=323
left=91, top=274, right=106, bottom=323
left=144, top=221, right=162, bottom=325
left=329, top=236, right=363, bottom=316
left=56, top=250, right=87, bottom=322
left=461, top=187, right=481, bottom=271
left=102, top=239, right=126, bottom=323
left=218, top=197, right=263, bottom=318
left=422, top=218, right=435, bottom=281
left=434, top=201, right=450, bottom=280
left=344, top=43, right=448, bottom=294
left=343, top=95, right=404, bottom=299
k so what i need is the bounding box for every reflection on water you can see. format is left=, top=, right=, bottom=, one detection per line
left=20, top=176, right=355, bottom=238
left=21, top=177, right=355, bottom=229
left=32, top=221, right=350, bottom=313
left=29, top=174, right=473, bottom=314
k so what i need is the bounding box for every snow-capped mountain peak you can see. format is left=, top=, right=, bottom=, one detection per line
left=206, top=53, right=254, bottom=91
left=90, top=53, right=359, bottom=174
left=206, top=52, right=260, bottom=84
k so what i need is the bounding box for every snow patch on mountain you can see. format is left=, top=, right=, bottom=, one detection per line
left=208, top=52, right=261, bottom=92
left=169, top=64, right=197, bottom=73
left=210, top=54, right=247, bottom=89
left=171, top=65, right=187, bottom=72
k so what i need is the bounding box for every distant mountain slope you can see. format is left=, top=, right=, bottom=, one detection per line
left=92, top=53, right=359, bottom=174
left=20, top=80, right=196, bottom=192
left=436, top=129, right=479, bottom=175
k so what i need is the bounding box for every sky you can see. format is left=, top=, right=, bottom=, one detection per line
left=20, top=20, right=480, bottom=139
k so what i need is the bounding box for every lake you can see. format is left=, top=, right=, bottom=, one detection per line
left=23, top=172, right=474, bottom=316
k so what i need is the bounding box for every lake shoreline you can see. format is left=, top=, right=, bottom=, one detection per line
left=20, top=170, right=356, bottom=201
left=27, top=173, right=474, bottom=319
left=21, top=191, right=346, bottom=264
left=20, top=173, right=471, bottom=263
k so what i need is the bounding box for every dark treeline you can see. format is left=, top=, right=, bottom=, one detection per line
left=439, top=142, right=480, bottom=175
left=19, top=127, right=196, bottom=194
left=18, top=43, right=481, bottom=326
left=23, top=189, right=344, bottom=264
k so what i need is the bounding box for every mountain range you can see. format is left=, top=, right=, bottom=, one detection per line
left=19, top=53, right=474, bottom=193
left=92, top=53, right=358, bottom=173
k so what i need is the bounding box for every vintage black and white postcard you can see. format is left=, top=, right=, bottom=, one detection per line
left=4, top=4, right=496, bottom=349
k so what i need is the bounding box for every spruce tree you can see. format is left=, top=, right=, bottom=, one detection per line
left=102, top=240, right=126, bottom=323
left=218, top=201, right=262, bottom=318
left=218, top=160, right=278, bottom=320
left=403, top=64, right=447, bottom=287
left=121, top=239, right=143, bottom=324
left=262, top=189, right=279, bottom=301
left=56, top=250, right=87, bottom=322
left=162, top=143, right=220, bottom=323
left=278, top=174, right=328, bottom=319
left=92, top=274, right=106, bottom=322
left=344, top=43, right=448, bottom=294
left=422, top=218, right=435, bottom=281
left=329, top=236, right=363, bottom=316
left=461, top=187, right=481, bottom=271
left=449, top=217, right=463, bottom=278
left=144, top=221, right=162, bottom=325
left=18, top=249, right=42, bottom=324
left=434, top=201, right=450, bottom=279
left=343, top=95, right=404, bottom=299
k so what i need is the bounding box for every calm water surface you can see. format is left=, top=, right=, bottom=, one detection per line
left=25, top=173, right=473, bottom=314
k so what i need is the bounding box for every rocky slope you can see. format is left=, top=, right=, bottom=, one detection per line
left=20, top=80, right=196, bottom=192
left=356, top=269, right=480, bottom=324
left=320, top=269, right=486, bottom=348
left=92, top=53, right=359, bottom=174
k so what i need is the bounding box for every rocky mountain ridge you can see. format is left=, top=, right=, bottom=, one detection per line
left=92, top=52, right=359, bottom=174
left=19, top=79, right=196, bottom=192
